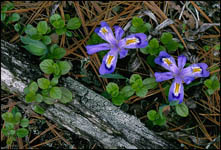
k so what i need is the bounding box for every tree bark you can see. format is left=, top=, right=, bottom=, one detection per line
left=1, top=40, right=178, bottom=149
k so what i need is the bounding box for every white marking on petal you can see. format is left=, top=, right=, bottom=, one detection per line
left=105, top=55, right=115, bottom=68
left=174, top=83, right=180, bottom=96
left=192, top=67, right=202, bottom=73
left=100, top=27, right=108, bottom=35
left=126, top=37, right=139, bottom=45
left=162, top=58, right=172, bottom=66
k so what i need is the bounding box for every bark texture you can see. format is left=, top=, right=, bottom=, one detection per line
left=1, top=40, right=178, bottom=149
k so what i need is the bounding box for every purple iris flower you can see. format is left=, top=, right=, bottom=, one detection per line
left=154, top=51, right=210, bottom=104
left=86, top=21, right=148, bottom=75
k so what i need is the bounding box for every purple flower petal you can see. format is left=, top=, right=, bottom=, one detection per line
left=118, top=48, right=128, bottom=59
left=154, top=51, right=178, bottom=73
left=154, top=72, right=174, bottom=82
left=181, top=63, right=210, bottom=84
left=168, top=77, right=184, bottom=104
left=119, top=33, right=148, bottom=49
left=99, top=49, right=118, bottom=75
left=95, top=21, right=116, bottom=43
left=178, top=55, right=186, bottom=69
left=86, top=43, right=111, bottom=55
left=114, top=25, right=124, bottom=41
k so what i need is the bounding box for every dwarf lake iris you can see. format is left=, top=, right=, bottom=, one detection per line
left=154, top=51, right=210, bottom=104
left=86, top=21, right=148, bottom=75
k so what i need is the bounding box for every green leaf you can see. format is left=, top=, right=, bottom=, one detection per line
left=140, top=47, right=149, bottom=54
left=143, top=77, right=158, bottom=90
left=2, top=128, right=9, bottom=136
left=55, top=27, right=67, bottom=35
left=159, top=105, right=170, bottom=118
left=24, top=24, right=37, bottom=36
left=35, top=94, right=43, bottom=103
left=64, top=14, right=70, bottom=20
left=1, top=12, right=6, bottom=22
left=144, top=23, right=152, bottom=32
left=33, top=104, right=45, bottom=114
left=207, top=89, right=214, bottom=95
left=149, top=38, right=159, bottom=49
left=106, top=82, right=119, bottom=97
left=50, top=14, right=61, bottom=23
left=7, top=136, right=14, bottom=145
left=57, top=61, right=72, bottom=75
left=154, top=113, right=166, bottom=126
left=43, top=96, right=56, bottom=104
left=120, top=85, right=135, bottom=98
left=14, top=112, right=22, bottom=124
left=169, top=100, right=179, bottom=106
left=203, top=45, right=210, bottom=52
left=2, top=112, right=13, bottom=123
left=20, top=118, right=29, bottom=127
left=11, top=106, right=19, bottom=117
left=132, top=16, right=144, bottom=27
left=214, top=44, right=220, bottom=51
left=37, top=78, right=50, bottom=89
left=7, top=13, right=20, bottom=23
left=59, top=87, right=73, bottom=103
left=166, top=40, right=179, bottom=52
left=50, top=87, right=62, bottom=99
left=204, top=76, right=220, bottom=91
left=136, top=86, right=148, bottom=97
left=146, top=55, right=156, bottom=68
left=52, top=19, right=65, bottom=29
left=130, top=74, right=142, bottom=85
left=31, top=33, right=43, bottom=40
left=5, top=122, right=14, bottom=130
left=147, top=110, right=157, bottom=121
left=67, top=17, right=81, bottom=30
left=49, top=47, right=66, bottom=59
left=42, top=36, right=51, bottom=45
left=52, top=63, right=61, bottom=75
left=24, top=86, right=29, bottom=95
left=25, top=92, right=36, bottom=103
left=4, top=2, right=14, bottom=10
left=99, top=73, right=127, bottom=79
left=66, top=31, right=73, bottom=37
left=41, top=89, right=49, bottom=96
left=175, top=102, right=189, bottom=117
left=51, top=76, right=59, bottom=86
left=112, top=94, right=125, bottom=106
left=37, top=21, right=48, bottom=34
left=39, top=59, right=54, bottom=74
left=16, top=128, right=29, bottom=138
left=160, top=32, right=173, bottom=45
left=29, top=81, right=38, bottom=93
left=14, top=23, right=21, bottom=32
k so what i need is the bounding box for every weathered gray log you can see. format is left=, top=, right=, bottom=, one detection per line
left=1, top=40, right=178, bottom=149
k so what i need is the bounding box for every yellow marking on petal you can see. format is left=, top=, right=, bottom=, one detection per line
left=174, top=83, right=180, bottom=96
left=126, top=38, right=139, bottom=45
left=163, top=58, right=172, bottom=66
left=100, top=27, right=108, bottom=35
left=192, top=67, right=202, bottom=73
left=106, top=55, right=115, bottom=68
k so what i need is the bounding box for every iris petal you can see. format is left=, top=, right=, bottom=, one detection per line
left=119, top=33, right=148, bottom=49
left=154, top=72, right=174, bottom=82
left=95, top=21, right=116, bottom=43
left=99, top=49, right=118, bottom=75
left=178, top=55, right=186, bottom=69
left=114, top=25, right=124, bottom=41
left=86, top=43, right=111, bottom=55
left=154, top=51, right=178, bottom=73
left=119, top=48, right=128, bottom=59
left=168, top=77, right=184, bottom=104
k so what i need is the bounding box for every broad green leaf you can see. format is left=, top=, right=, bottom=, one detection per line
left=132, top=16, right=144, bottom=27
left=99, top=73, right=127, bottom=79
left=1, top=13, right=6, bottom=22
left=120, top=85, right=135, bottom=98
left=207, top=89, right=215, bottom=95
left=166, top=40, right=179, bottom=52
left=175, top=102, right=189, bottom=117
left=37, top=78, right=50, bottom=89
left=2, top=128, right=9, bottom=136
left=64, top=14, right=70, bottom=20
left=37, top=21, right=48, bottom=34
left=31, top=33, right=43, bottom=40
left=160, top=32, right=173, bottom=45
left=149, top=38, right=159, bottom=49
left=140, top=46, right=149, bottom=54
left=14, top=112, right=22, bottom=124
left=5, top=122, right=14, bottom=130
left=112, top=94, right=125, bottom=106
left=52, top=19, right=65, bottom=29
left=214, top=44, right=220, bottom=51
left=33, top=104, right=45, bottom=114
left=7, top=13, right=20, bottom=23
left=25, top=91, right=36, bottom=103
left=49, top=47, right=66, bottom=59
left=20, top=118, right=29, bottom=127
left=130, top=74, right=142, bottom=85
left=14, top=23, right=21, bottom=32
left=146, top=55, right=156, bottom=68
left=57, top=61, right=72, bottom=75
left=59, top=87, right=73, bottom=103
left=41, top=89, right=49, bottom=96
left=42, top=36, right=51, bottom=45
left=4, top=2, right=14, bottom=10
left=55, top=27, right=67, bottom=35
left=11, top=106, right=19, bottom=117
left=51, top=76, right=59, bottom=86
left=143, top=77, right=158, bottom=90
left=43, top=96, right=56, bottom=104
left=50, top=14, right=61, bottom=24
left=39, top=59, right=54, bottom=74
left=8, top=129, right=15, bottom=135
left=29, top=81, right=38, bottom=93
left=154, top=113, right=166, bottom=126
left=52, top=63, right=61, bottom=75
left=35, top=93, right=43, bottom=103
left=2, top=112, right=13, bottom=123
left=7, top=136, right=14, bottom=145
left=24, top=24, right=37, bottom=36
left=66, top=31, right=73, bottom=37
left=136, top=86, right=148, bottom=97
left=50, top=87, right=62, bottom=99
left=147, top=110, right=157, bottom=121
left=169, top=100, right=179, bottom=106
left=106, top=82, right=119, bottom=97
left=16, top=128, right=29, bottom=138
left=67, top=17, right=81, bottom=30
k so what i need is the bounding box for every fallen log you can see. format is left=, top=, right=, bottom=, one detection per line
left=1, top=40, right=178, bottom=149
